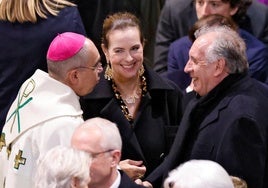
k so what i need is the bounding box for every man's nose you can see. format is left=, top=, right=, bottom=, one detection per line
left=201, top=3, right=212, bottom=17
left=184, top=60, right=192, bottom=73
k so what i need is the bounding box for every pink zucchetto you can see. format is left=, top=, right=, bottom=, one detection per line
left=47, top=32, right=86, bottom=61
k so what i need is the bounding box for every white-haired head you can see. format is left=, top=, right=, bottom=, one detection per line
left=163, top=160, right=234, bottom=188
left=35, top=145, right=91, bottom=188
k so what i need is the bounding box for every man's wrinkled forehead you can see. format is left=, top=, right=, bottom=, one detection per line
left=193, top=34, right=212, bottom=51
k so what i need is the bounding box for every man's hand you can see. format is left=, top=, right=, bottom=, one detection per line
left=119, top=159, right=146, bottom=180
left=135, top=179, right=153, bottom=188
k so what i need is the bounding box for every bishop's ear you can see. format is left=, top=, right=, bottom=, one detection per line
left=67, top=69, right=79, bottom=85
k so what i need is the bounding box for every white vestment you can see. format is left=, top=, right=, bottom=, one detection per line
left=0, top=69, right=84, bottom=188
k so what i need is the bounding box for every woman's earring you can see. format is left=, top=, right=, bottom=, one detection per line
left=104, top=63, right=113, bottom=80
left=138, top=64, right=145, bottom=76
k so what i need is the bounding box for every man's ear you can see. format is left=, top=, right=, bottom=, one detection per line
left=214, top=58, right=226, bottom=76
left=67, top=69, right=79, bottom=85
left=111, top=150, right=121, bottom=167
left=230, top=6, right=239, bottom=16
left=71, top=177, right=79, bottom=188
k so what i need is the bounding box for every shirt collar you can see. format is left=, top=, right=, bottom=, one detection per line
left=110, top=170, right=121, bottom=188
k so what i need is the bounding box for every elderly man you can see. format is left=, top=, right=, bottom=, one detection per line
left=154, top=0, right=268, bottom=75
left=0, top=32, right=102, bottom=188
left=144, top=26, right=268, bottom=188
left=71, top=117, right=145, bottom=188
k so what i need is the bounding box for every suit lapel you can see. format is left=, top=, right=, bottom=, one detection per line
left=198, top=97, right=231, bottom=131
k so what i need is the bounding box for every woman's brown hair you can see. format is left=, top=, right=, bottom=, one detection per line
left=101, top=12, right=145, bottom=49
left=188, top=14, right=238, bottom=42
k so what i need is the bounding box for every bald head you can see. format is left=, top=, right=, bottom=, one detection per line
left=71, top=117, right=122, bottom=153
left=46, top=32, right=102, bottom=96
left=71, top=118, right=122, bottom=188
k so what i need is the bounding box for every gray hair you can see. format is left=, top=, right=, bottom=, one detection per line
left=195, top=26, right=249, bottom=74
left=82, top=117, right=122, bottom=151
left=47, top=39, right=91, bottom=81
left=163, top=160, right=234, bottom=188
left=35, top=146, right=91, bottom=188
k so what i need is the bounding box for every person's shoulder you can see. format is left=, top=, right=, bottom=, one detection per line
left=246, top=0, right=268, bottom=31
left=57, top=5, right=79, bottom=14
left=164, top=0, right=193, bottom=11
left=249, top=0, right=268, bottom=14
left=49, top=5, right=82, bottom=23
left=170, top=36, right=192, bottom=49
left=239, top=29, right=267, bottom=48
left=145, top=66, right=182, bottom=92
left=252, top=79, right=268, bottom=98
left=225, top=77, right=268, bottom=109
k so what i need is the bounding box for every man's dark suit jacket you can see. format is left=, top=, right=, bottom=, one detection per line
left=154, top=0, right=268, bottom=73
left=146, top=74, right=268, bottom=188
left=119, top=170, right=145, bottom=188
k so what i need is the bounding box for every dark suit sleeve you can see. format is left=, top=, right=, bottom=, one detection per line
left=144, top=122, right=186, bottom=188
left=248, top=45, right=268, bottom=84
left=153, top=0, right=196, bottom=74
left=216, top=117, right=266, bottom=188
left=240, top=29, right=268, bottom=84
left=153, top=1, right=177, bottom=74
left=247, top=1, right=268, bottom=46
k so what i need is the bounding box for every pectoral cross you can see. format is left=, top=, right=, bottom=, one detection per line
left=0, top=133, right=6, bottom=151
left=14, top=150, right=26, bottom=169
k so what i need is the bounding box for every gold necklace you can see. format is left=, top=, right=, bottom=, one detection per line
left=111, top=75, right=147, bottom=122
left=122, top=87, right=142, bottom=104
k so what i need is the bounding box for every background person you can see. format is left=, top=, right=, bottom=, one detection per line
left=153, top=0, right=268, bottom=74
left=71, top=117, right=145, bottom=188
left=35, top=145, right=91, bottom=188
left=163, top=160, right=234, bottom=188
left=80, top=12, right=183, bottom=181
left=0, top=0, right=86, bottom=132
left=0, top=32, right=102, bottom=188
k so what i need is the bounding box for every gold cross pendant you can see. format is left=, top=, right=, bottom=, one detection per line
left=14, top=150, right=26, bottom=169
left=0, top=133, right=6, bottom=152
